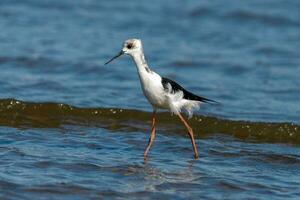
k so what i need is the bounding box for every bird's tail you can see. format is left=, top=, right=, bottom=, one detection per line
left=184, top=90, right=220, bottom=105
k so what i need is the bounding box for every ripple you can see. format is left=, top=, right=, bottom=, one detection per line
left=225, top=10, right=300, bottom=27
left=0, top=180, right=20, bottom=190
left=25, top=183, right=92, bottom=195
left=62, top=162, right=104, bottom=172
left=188, top=7, right=213, bottom=17
left=0, top=56, right=62, bottom=68
left=217, top=180, right=245, bottom=191
left=259, top=154, right=300, bottom=165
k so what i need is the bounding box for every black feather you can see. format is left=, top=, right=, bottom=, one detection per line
left=161, top=77, right=218, bottom=104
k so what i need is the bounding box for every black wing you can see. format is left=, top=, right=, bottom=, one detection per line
left=161, top=77, right=218, bottom=104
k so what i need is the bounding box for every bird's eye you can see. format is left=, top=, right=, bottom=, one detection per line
left=127, top=43, right=133, bottom=49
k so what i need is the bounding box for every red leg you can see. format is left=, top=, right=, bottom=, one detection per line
left=144, top=110, right=156, bottom=160
left=178, top=113, right=199, bottom=159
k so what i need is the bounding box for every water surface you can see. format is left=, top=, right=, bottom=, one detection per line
left=0, top=0, right=300, bottom=199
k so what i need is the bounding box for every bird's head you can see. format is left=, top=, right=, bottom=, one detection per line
left=105, top=38, right=142, bottom=65
left=122, top=39, right=142, bottom=55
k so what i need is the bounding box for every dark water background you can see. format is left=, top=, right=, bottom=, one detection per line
left=0, top=0, right=300, bottom=199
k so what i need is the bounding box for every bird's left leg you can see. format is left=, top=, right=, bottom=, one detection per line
left=144, top=110, right=157, bottom=160
left=178, top=113, right=199, bottom=159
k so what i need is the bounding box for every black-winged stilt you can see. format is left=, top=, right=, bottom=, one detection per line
left=105, top=39, right=217, bottom=159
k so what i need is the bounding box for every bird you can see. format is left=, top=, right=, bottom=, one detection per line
left=105, top=38, right=217, bottom=159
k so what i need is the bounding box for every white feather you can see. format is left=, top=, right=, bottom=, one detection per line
left=129, top=46, right=201, bottom=118
left=163, top=82, right=200, bottom=118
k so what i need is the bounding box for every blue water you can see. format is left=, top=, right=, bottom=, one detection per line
left=0, top=0, right=300, bottom=199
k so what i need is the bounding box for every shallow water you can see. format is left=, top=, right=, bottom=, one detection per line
left=0, top=0, right=300, bottom=199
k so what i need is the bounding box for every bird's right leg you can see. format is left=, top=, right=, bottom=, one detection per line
left=178, top=113, right=199, bottom=159
left=144, top=110, right=156, bottom=160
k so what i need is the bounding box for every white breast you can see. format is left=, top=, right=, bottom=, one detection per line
left=138, top=70, right=168, bottom=109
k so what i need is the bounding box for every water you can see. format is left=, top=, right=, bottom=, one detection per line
left=0, top=0, right=300, bottom=199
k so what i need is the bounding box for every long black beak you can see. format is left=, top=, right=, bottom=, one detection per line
left=104, top=50, right=124, bottom=65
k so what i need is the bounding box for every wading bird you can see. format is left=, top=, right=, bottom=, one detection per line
left=105, top=39, right=217, bottom=159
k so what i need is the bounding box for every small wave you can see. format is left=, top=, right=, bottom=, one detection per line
left=169, top=60, right=211, bottom=68
left=0, top=56, right=63, bottom=68
left=25, top=183, right=92, bottom=195
left=0, top=99, right=299, bottom=145
left=0, top=180, right=20, bottom=190
left=225, top=10, right=300, bottom=27
left=254, top=46, right=295, bottom=57
left=217, top=180, right=245, bottom=191
left=260, top=154, right=300, bottom=165
left=188, top=7, right=213, bottom=17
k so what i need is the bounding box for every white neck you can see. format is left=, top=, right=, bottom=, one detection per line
left=130, top=51, right=151, bottom=74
